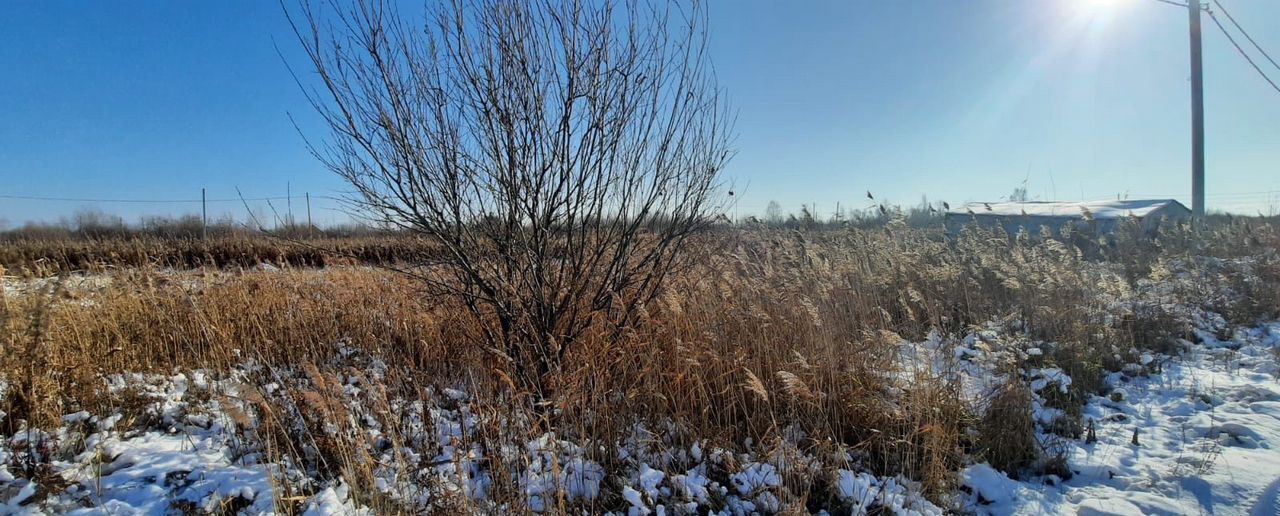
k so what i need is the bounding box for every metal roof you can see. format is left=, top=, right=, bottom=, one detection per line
left=945, top=199, right=1189, bottom=220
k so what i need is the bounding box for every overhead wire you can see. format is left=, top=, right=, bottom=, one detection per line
left=0, top=194, right=342, bottom=203
left=1206, top=7, right=1280, bottom=95
left=1143, top=0, right=1280, bottom=94
left=1210, top=0, right=1280, bottom=73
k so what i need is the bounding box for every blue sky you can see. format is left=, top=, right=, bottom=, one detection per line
left=2, top=0, right=1278, bottom=226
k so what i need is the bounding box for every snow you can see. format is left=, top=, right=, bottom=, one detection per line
left=1029, top=367, right=1072, bottom=394
left=4, top=324, right=1271, bottom=515
left=729, top=462, right=780, bottom=495
left=302, top=482, right=372, bottom=516
left=637, top=463, right=666, bottom=500
left=621, top=485, right=647, bottom=512
left=1, top=481, right=37, bottom=514
left=4, top=322, right=1275, bottom=515
left=521, top=433, right=607, bottom=510
left=0, top=373, right=281, bottom=516
left=59, top=431, right=276, bottom=515
left=947, top=199, right=1186, bottom=219
left=836, top=470, right=944, bottom=515
left=961, top=321, right=1280, bottom=515
left=670, top=466, right=711, bottom=503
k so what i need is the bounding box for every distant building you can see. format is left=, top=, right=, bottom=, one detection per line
left=944, top=199, right=1192, bottom=237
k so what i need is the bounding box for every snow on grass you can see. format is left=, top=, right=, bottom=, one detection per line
left=8, top=316, right=1274, bottom=515
left=0, top=365, right=945, bottom=515
left=5, top=316, right=1277, bottom=516
left=0, top=373, right=281, bottom=515
left=301, top=482, right=373, bottom=516
left=3, top=255, right=1278, bottom=514
left=962, top=322, right=1280, bottom=515
left=729, top=462, right=779, bottom=496
left=60, top=430, right=276, bottom=514
left=521, top=434, right=607, bottom=511
left=836, top=469, right=944, bottom=516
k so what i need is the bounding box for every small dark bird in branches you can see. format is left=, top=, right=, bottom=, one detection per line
left=866, top=191, right=874, bottom=200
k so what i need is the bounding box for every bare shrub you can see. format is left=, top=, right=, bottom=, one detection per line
left=286, top=0, right=733, bottom=401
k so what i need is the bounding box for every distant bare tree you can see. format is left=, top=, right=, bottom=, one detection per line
left=1009, top=186, right=1029, bottom=202
left=286, top=0, right=733, bottom=401
left=68, top=208, right=127, bottom=238
left=764, top=200, right=783, bottom=225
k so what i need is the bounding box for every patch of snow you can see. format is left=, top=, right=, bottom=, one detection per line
left=964, top=320, right=1280, bottom=515
left=730, top=462, right=780, bottom=495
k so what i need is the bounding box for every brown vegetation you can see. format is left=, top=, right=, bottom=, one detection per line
left=0, top=235, right=443, bottom=277
left=2, top=221, right=1279, bottom=511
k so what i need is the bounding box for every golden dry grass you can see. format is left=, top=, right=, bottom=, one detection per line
left=2, top=220, right=1278, bottom=511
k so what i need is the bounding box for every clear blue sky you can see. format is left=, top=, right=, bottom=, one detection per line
left=2, top=0, right=1279, bottom=227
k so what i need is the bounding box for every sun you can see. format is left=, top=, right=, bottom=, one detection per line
left=1074, top=0, right=1136, bottom=16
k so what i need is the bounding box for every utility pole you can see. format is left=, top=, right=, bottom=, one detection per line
left=286, top=182, right=293, bottom=229
left=201, top=187, right=207, bottom=240
left=1189, top=0, right=1205, bottom=217
left=306, top=192, right=313, bottom=234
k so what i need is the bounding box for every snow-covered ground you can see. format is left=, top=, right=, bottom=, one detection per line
left=961, top=322, right=1280, bottom=516
left=4, top=316, right=1276, bottom=514
left=0, top=365, right=944, bottom=515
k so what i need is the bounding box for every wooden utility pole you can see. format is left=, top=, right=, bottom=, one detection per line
left=201, top=187, right=207, bottom=240
left=1189, top=1, right=1205, bottom=217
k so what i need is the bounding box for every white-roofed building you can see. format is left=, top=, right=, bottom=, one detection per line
left=944, top=199, right=1192, bottom=237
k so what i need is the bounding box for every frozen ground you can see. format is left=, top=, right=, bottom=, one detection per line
left=960, top=322, right=1280, bottom=516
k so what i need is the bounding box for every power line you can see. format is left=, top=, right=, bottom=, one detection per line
left=1207, top=10, right=1280, bottom=95
left=0, top=194, right=348, bottom=204
left=1211, top=0, right=1280, bottom=73
left=0, top=194, right=289, bottom=203
left=0, top=194, right=198, bottom=203
left=1204, top=191, right=1280, bottom=199
left=1127, top=191, right=1280, bottom=199
left=1150, top=0, right=1190, bottom=8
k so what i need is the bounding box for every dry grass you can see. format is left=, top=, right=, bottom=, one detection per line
left=2, top=220, right=1279, bottom=511
left=0, top=234, right=445, bottom=277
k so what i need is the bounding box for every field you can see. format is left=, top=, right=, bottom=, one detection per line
left=2, top=219, right=1280, bottom=514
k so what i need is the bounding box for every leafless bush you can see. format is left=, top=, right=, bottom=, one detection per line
left=287, top=0, right=733, bottom=401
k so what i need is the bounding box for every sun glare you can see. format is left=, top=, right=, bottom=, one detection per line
left=1073, top=0, right=1136, bottom=17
